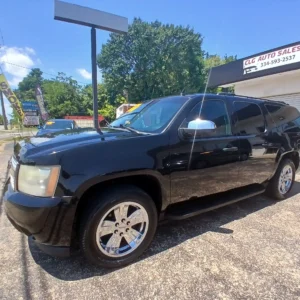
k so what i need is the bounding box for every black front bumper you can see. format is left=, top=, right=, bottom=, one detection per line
left=4, top=181, right=76, bottom=257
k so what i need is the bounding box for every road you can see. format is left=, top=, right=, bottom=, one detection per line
left=1, top=142, right=300, bottom=299
left=0, top=126, right=36, bottom=141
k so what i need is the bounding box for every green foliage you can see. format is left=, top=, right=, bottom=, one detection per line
left=16, top=68, right=43, bottom=100
left=10, top=106, right=22, bottom=126
left=98, top=18, right=205, bottom=103
left=0, top=114, right=3, bottom=124
left=11, top=20, right=237, bottom=124
left=98, top=93, right=126, bottom=121
left=203, top=53, right=237, bottom=93
left=42, top=73, right=84, bottom=118
left=99, top=103, right=115, bottom=121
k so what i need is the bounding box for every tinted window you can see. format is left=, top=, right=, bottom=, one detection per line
left=265, top=104, right=282, bottom=114
left=110, top=113, right=136, bottom=127
left=265, top=104, right=300, bottom=133
left=233, top=102, right=265, bottom=135
left=44, top=120, right=74, bottom=130
left=128, top=96, right=187, bottom=133
left=184, top=99, right=231, bottom=136
left=133, top=101, right=151, bottom=113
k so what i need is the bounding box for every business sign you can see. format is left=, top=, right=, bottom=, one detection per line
left=0, top=73, right=24, bottom=119
left=23, top=115, right=39, bottom=126
left=35, top=85, right=49, bottom=121
left=21, top=101, right=39, bottom=112
left=24, top=111, right=38, bottom=116
left=54, top=0, right=128, bottom=34
left=243, top=44, right=300, bottom=75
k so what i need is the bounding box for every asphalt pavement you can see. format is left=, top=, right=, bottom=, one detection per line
left=0, top=126, right=37, bottom=141
left=1, top=142, right=300, bottom=299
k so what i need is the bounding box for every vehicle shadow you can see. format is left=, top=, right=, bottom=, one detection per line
left=29, top=181, right=300, bottom=281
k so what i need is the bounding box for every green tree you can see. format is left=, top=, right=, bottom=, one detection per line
left=15, top=68, right=43, bottom=100
left=98, top=18, right=205, bottom=103
left=203, top=53, right=237, bottom=93
left=10, top=107, right=22, bottom=127
left=81, top=84, right=125, bottom=121
left=42, top=73, right=83, bottom=118
left=0, top=114, right=3, bottom=124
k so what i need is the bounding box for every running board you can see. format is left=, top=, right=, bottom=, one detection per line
left=165, top=184, right=265, bottom=221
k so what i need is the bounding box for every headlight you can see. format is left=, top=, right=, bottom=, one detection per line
left=18, top=165, right=61, bottom=197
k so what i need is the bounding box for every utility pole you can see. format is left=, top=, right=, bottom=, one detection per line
left=91, top=27, right=99, bottom=130
left=0, top=91, right=8, bottom=130
left=54, top=0, right=128, bottom=130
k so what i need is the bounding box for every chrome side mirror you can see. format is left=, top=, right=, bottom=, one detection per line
left=179, top=119, right=216, bottom=138
left=187, top=119, right=216, bottom=130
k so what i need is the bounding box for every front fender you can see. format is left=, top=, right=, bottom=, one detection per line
left=73, top=169, right=170, bottom=211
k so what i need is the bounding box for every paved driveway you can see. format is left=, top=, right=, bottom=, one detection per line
left=0, top=142, right=300, bottom=299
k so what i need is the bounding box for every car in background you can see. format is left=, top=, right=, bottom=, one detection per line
left=109, top=100, right=152, bottom=128
left=36, top=119, right=78, bottom=136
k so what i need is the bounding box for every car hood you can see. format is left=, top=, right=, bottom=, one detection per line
left=14, top=127, right=138, bottom=162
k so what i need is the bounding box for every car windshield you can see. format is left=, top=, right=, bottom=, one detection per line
left=132, top=101, right=151, bottom=113
left=110, top=113, right=136, bottom=127
left=44, top=120, right=73, bottom=130
left=126, top=96, right=188, bottom=133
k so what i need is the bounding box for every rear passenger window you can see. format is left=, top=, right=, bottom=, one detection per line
left=265, top=104, right=283, bottom=125
left=233, top=102, right=265, bottom=135
left=265, top=104, right=300, bottom=133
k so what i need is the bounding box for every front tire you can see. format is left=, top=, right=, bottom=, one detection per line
left=266, top=158, right=295, bottom=200
left=80, top=185, right=158, bottom=268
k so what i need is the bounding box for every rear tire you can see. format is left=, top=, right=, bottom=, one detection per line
left=266, top=158, right=295, bottom=200
left=80, top=185, right=158, bottom=268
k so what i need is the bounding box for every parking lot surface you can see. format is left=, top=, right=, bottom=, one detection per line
left=1, top=142, right=300, bottom=300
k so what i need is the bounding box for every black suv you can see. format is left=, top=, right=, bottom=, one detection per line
left=4, top=93, right=300, bottom=268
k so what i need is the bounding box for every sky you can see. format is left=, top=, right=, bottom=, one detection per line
left=0, top=0, right=300, bottom=117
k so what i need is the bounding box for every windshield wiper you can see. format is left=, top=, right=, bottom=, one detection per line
left=121, top=124, right=143, bottom=133
left=113, top=124, right=150, bottom=135
left=111, top=124, right=139, bottom=133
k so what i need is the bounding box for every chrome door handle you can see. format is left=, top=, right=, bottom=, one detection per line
left=223, top=147, right=238, bottom=152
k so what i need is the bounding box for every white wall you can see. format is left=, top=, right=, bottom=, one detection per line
left=234, top=69, right=300, bottom=98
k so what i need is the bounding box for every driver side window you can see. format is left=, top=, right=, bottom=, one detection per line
left=183, top=100, right=231, bottom=136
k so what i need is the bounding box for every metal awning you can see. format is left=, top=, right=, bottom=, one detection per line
left=208, top=41, right=300, bottom=88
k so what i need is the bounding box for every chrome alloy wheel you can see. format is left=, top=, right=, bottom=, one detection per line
left=96, top=202, right=149, bottom=257
left=278, top=165, right=293, bottom=195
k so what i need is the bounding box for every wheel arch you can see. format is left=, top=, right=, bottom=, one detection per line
left=71, top=172, right=168, bottom=246
left=280, top=151, right=299, bottom=170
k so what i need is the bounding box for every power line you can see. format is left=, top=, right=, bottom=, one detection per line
left=0, top=60, right=91, bottom=86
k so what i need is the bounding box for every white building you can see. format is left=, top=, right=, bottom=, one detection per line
left=208, top=41, right=300, bottom=110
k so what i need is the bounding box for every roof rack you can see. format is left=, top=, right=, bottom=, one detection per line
left=217, top=92, right=288, bottom=105
left=217, top=92, right=235, bottom=96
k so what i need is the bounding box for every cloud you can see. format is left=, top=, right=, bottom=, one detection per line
left=76, top=68, right=92, bottom=80
left=0, top=46, right=39, bottom=87
left=25, top=47, right=35, bottom=55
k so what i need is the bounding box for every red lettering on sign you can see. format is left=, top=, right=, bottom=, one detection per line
left=278, top=50, right=282, bottom=56
left=297, top=45, right=300, bottom=51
